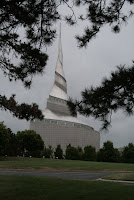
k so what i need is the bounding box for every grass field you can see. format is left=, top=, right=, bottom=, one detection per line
left=0, top=157, right=134, bottom=172
left=104, top=173, right=134, bottom=181
left=0, top=174, right=134, bottom=200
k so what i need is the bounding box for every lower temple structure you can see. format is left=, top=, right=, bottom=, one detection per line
left=30, top=27, right=100, bottom=152
left=30, top=111, right=100, bottom=152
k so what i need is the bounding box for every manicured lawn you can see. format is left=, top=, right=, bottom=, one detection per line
left=104, top=173, right=134, bottom=181
left=0, top=157, right=134, bottom=172
left=0, top=174, right=134, bottom=200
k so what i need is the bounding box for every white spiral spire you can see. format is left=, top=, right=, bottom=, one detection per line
left=55, top=23, right=65, bottom=79
left=49, top=24, right=68, bottom=100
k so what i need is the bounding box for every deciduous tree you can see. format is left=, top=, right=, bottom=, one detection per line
left=16, top=130, right=44, bottom=155
left=0, top=122, right=10, bottom=155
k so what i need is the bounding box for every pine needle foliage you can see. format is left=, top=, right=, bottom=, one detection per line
left=0, top=0, right=134, bottom=123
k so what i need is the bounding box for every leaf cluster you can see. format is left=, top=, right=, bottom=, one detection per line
left=16, top=129, right=44, bottom=152
left=0, top=0, right=59, bottom=87
left=73, top=0, right=134, bottom=47
left=0, top=94, right=44, bottom=120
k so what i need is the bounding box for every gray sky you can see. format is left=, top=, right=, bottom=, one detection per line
left=0, top=8, right=134, bottom=148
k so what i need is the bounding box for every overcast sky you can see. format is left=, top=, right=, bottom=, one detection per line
left=0, top=5, right=134, bottom=148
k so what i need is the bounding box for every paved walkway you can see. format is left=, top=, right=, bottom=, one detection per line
left=1, top=169, right=134, bottom=183
left=97, top=178, right=134, bottom=184
left=0, top=169, right=112, bottom=180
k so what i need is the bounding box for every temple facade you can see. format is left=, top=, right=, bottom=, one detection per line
left=30, top=27, right=100, bottom=152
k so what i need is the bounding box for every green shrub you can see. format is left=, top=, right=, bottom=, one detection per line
left=54, top=145, right=63, bottom=159
left=83, top=145, right=96, bottom=161
left=65, top=144, right=80, bottom=160
left=43, top=145, right=53, bottom=158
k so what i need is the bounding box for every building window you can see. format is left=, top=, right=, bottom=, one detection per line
left=49, top=96, right=66, bottom=104
left=42, top=118, right=93, bottom=131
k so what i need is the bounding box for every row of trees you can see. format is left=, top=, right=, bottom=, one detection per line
left=43, top=144, right=97, bottom=161
left=38, top=141, right=134, bottom=163
left=0, top=122, right=134, bottom=163
left=57, top=142, right=134, bottom=163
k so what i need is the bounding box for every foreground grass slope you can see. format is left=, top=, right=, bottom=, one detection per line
left=0, top=175, right=134, bottom=200
left=0, top=157, right=134, bottom=171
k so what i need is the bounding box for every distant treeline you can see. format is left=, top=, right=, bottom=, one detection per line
left=0, top=122, right=134, bottom=163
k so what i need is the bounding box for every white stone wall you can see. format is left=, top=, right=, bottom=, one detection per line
left=30, top=120, right=100, bottom=152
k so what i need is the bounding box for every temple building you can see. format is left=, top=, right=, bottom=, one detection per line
left=30, top=27, right=100, bottom=152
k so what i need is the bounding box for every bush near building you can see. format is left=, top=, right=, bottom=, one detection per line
left=43, top=145, right=54, bottom=158
left=76, top=146, right=84, bottom=160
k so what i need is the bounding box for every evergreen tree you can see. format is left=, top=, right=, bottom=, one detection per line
left=76, top=146, right=84, bottom=160
left=122, top=143, right=134, bottom=163
left=97, top=141, right=120, bottom=162
left=68, top=65, right=134, bottom=130
left=54, top=145, right=63, bottom=159
left=43, top=145, right=54, bottom=158
left=83, top=145, right=96, bottom=161
left=65, top=144, right=80, bottom=160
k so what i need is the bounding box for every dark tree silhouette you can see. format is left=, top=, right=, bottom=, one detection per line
left=68, top=64, right=134, bottom=130
left=0, top=0, right=59, bottom=120
left=0, top=0, right=134, bottom=126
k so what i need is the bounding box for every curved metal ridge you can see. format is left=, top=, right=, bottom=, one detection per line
left=49, top=95, right=67, bottom=103
left=54, top=81, right=67, bottom=93
left=36, top=118, right=93, bottom=131
left=55, top=71, right=66, bottom=82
